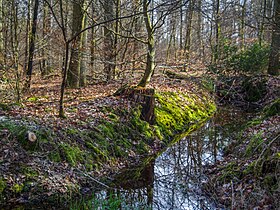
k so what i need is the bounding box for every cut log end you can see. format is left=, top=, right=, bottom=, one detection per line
left=27, top=131, right=37, bottom=142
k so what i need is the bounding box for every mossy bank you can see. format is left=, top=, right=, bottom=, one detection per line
left=0, top=88, right=216, bottom=206
left=204, top=98, right=279, bottom=209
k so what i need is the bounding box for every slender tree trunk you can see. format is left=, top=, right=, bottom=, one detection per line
left=0, top=0, right=3, bottom=62
left=268, top=0, right=280, bottom=75
left=166, top=15, right=176, bottom=62
left=132, top=0, right=141, bottom=73
left=67, top=0, right=85, bottom=88
left=103, top=0, right=115, bottom=81
left=214, top=0, right=221, bottom=64
left=197, top=0, right=202, bottom=57
left=41, top=0, right=52, bottom=76
left=184, top=0, right=194, bottom=66
left=79, top=0, right=88, bottom=87
left=114, top=0, right=120, bottom=75
left=11, top=0, right=20, bottom=102
left=179, top=0, right=183, bottom=52
left=90, top=2, right=96, bottom=72
left=25, top=0, right=39, bottom=90
left=23, top=0, right=31, bottom=75
left=59, top=42, right=70, bottom=117
left=138, top=0, right=155, bottom=87
left=259, top=0, right=267, bottom=46
left=240, top=0, right=247, bottom=49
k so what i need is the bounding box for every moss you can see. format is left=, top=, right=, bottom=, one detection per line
left=22, top=167, right=39, bottom=179
left=48, top=151, right=62, bottom=162
left=218, top=161, right=242, bottom=183
left=27, top=96, right=39, bottom=102
left=0, top=103, right=10, bottom=111
left=153, top=125, right=163, bottom=140
left=0, top=120, right=55, bottom=151
left=243, top=161, right=261, bottom=176
left=245, top=131, right=264, bottom=157
left=263, top=175, right=277, bottom=190
left=11, top=183, right=24, bottom=193
left=131, top=109, right=153, bottom=139
left=263, top=98, right=280, bottom=118
left=66, top=128, right=80, bottom=135
left=155, top=91, right=216, bottom=140
left=245, top=118, right=263, bottom=128
left=97, top=123, right=115, bottom=139
left=60, top=143, right=83, bottom=166
left=0, top=178, right=6, bottom=194
left=85, top=141, right=108, bottom=161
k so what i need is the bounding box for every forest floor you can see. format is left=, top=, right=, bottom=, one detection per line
left=0, top=69, right=279, bottom=208
left=0, top=70, right=214, bottom=207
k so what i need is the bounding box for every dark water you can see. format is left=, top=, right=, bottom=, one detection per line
left=100, top=107, right=251, bottom=210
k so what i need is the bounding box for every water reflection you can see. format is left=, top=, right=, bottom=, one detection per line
left=108, top=107, right=250, bottom=209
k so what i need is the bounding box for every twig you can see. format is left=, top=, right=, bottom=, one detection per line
left=231, top=180, right=235, bottom=209
left=254, top=134, right=280, bottom=172
left=75, top=168, right=111, bottom=189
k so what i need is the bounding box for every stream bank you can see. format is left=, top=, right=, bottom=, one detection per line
left=0, top=86, right=216, bottom=207
left=202, top=75, right=280, bottom=209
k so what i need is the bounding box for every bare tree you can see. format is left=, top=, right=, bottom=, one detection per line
left=25, top=0, right=40, bottom=90
left=268, top=0, right=280, bottom=75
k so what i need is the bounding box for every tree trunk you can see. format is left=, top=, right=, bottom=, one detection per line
left=259, top=0, right=267, bottom=46
left=79, top=1, right=88, bottom=87
left=214, top=0, right=221, bottom=64
left=67, top=0, right=85, bottom=88
left=103, top=0, right=116, bottom=81
left=268, top=0, right=280, bottom=76
left=0, top=0, right=3, bottom=62
left=11, top=0, right=20, bottom=102
left=240, top=0, right=247, bottom=49
left=166, top=14, right=176, bottom=63
left=59, top=42, right=70, bottom=118
left=41, top=0, right=52, bottom=76
left=184, top=0, right=194, bottom=65
left=90, top=1, right=96, bottom=72
left=138, top=0, right=155, bottom=87
left=23, top=0, right=31, bottom=75
left=25, top=0, right=39, bottom=90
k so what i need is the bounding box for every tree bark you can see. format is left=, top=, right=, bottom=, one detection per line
left=41, top=0, right=52, bottom=76
left=79, top=0, right=88, bottom=87
left=67, top=0, right=85, bottom=88
left=214, top=0, right=221, bottom=64
left=103, top=0, right=116, bottom=81
left=184, top=0, right=194, bottom=65
left=25, top=0, right=39, bottom=90
left=0, top=0, right=3, bottom=61
left=268, top=0, right=280, bottom=76
left=138, top=0, right=155, bottom=87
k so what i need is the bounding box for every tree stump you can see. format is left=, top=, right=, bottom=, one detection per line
left=114, top=85, right=155, bottom=124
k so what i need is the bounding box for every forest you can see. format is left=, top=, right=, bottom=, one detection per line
left=0, top=0, right=279, bottom=209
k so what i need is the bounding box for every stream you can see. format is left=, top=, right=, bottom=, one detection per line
left=93, top=107, right=252, bottom=210
left=12, top=107, right=251, bottom=209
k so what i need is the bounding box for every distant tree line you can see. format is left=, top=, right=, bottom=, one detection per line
left=0, top=0, right=279, bottom=115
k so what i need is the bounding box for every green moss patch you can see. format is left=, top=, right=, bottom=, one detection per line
left=263, top=98, right=280, bottom=117
left=155, top=91, right=216, bottom=141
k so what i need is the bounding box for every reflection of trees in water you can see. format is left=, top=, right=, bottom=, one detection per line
left=110, top=108, right=249, bottom=209
left=153, top=121, right=219, bottom=210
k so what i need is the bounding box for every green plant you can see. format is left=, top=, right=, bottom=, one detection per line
left=0, top=178, right=6, bottom=194
left=228, top=43, right=270, bottom=73
left=263, top=98, right=280, bottom=117
left=245, top=131, right=264, bottom=157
